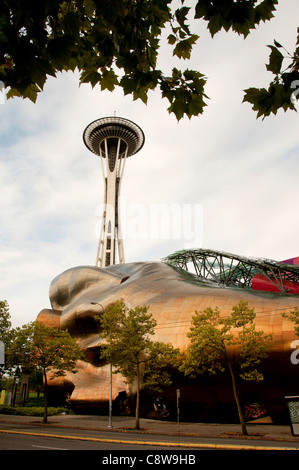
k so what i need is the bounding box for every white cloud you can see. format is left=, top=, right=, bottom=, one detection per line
left=1, top=1, right=299, bottom=326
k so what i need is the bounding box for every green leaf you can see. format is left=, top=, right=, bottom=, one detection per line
left=274, top=39, right=283, bottom=48
left=80, top=70, right=102, bottom=88
left=84, top=0, right=96, bottom=18
left=175, top=6, right=191, bottom=34
left=100, top=69, right=119, bottom=91
left=173, top=35, right=199, bottom=60
left=266, top=45, right=284, bottom=74
left=167, top=34, right=177, bottom=46
left=167, top=98, right=187, bottom=121
left=47, top=36, right=76, bottom=70
left=243, top=86, right=273, bottom=118
left=120, top=75, right=137, bottom=96
left=188, top=94, right=207, bottom=117
left=30, top=58, right=56, bottom=90
left=243, top=83, right=297, bottom=119
left=207, top=13, right=223, bottom=38
left=6, top=88, right=21, bottom=100
left=195, top=0, right=278, bottom=38
left=22, top=83, right=40, bottom=103
left=255, top=0, right=278, bottom=23
left=133, top=88, right=148, bottom=104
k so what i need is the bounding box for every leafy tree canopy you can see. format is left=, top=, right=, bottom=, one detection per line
left=180, top=300, right=273, bottom=435
left=181, top=300, right=273, bottom=382
left=0, top=300, right=12, bottom=349
left=7, top=321, right=83, bottom=422
left=0, top=0, right=297, bottom=120
left=243, top=34, right=299, bottom=119
left=7, top=321, right=83, bottom=377
left=99, top=300, right=179, bottom=388
left=282, top=307, right=299, bottom=337
left=99, top=299, right=180, bottom=429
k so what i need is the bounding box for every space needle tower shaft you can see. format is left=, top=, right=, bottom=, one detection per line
left=83, top=117, right=145, bottom=267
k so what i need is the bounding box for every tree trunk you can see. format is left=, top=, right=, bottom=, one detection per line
left=43, top=369, right=48, bottom=424
left=227, top=361, right=248, bottom=436
left=135, top=363, right=140, bottom=430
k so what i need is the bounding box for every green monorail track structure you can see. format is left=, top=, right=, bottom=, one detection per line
left=162, top=248, right=299, bottom=295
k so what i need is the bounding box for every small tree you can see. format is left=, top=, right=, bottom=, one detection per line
left=8, top=321, right=83, bottom=423
left=282, top=308, right=299, bottom=366
left=0, top=300, right=14, bottom=382
left=0, top=300, right=12, bottom=354
left=180, top=301, right=273, bottom=435
left=282, top=307, right=299, bottom=335
left=99, top=300, right=180, bottom=430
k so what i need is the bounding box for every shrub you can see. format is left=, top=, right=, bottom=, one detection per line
left=0, top=405, right=69, bottom=416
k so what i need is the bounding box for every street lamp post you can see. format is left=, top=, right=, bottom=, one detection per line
left=91, top=302, right=112, bottom=428
left=108, top=362, right=112, bottom=429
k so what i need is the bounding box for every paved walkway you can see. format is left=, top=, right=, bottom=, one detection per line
left=0, top=413, right=298, bottom=443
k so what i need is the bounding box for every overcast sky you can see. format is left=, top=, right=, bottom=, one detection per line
left=1, top=1, right=299, bottom=327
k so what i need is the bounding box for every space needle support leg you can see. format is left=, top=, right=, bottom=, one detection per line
left=95, top=156, right=107, bottom=266
left=116, top=148, right=127, bottom=264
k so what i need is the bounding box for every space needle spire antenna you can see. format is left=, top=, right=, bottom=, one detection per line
left=83, top=116, right=145, bottom=267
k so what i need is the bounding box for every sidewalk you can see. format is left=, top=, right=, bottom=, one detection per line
left=0, top=413, right=298, bottom=443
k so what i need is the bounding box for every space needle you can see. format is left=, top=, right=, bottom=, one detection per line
left=83, top=116, right=145, bottom=267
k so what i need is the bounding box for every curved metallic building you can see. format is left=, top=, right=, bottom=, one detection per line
left=83, top=117, right=145, bottom=267
left=37, top=258, right=299, bottom=423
